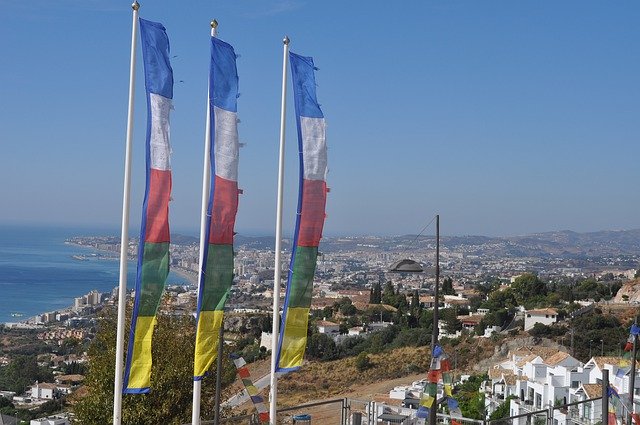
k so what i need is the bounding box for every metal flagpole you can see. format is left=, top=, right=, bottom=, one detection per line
left=269, top=35, right=290, bottom=425
left=192, top=19, right=218, bottom=425
left=629, top=318, right=638, bottom=424
left=113, top=3, right=140, bottom=424
left=213, top=325, right=224, bottom=425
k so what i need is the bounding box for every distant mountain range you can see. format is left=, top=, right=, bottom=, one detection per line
left=170, top=228, right=640, bottom=259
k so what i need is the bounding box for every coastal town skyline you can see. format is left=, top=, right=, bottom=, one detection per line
left=1, top=1, right=639, bottom=237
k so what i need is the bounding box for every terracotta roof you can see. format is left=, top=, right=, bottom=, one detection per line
left=544, top=351, right=572, bottom=366
left=589, top=356, right=640, bottom=370
left=582, top=383, right=601, bottom=399
left=317, top=320, right=339, bottom=327
left=510, top=346, right=558, bottom=359
left=310, top=298, right=336, bottom=309
left=515, top=354, right=539, bottom=367
left=336, top=290, right=367, bottom=296
left=56, top=374, right=84, bottom=383
left=445, top=298, right=470, bottom=305
left=502, top=374, right=517, bottom=385
left=35, top=383, right=57, bottom=390
left=488, top=367, right=503, bottom=380
left=526, top=308, right=558, bottom=316
left=457, top=315, right=483, bottom=324
left=351, top=302, right=398, bottom=312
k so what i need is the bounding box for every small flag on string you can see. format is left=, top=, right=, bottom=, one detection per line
left=231, top=354, right=269, bottom=423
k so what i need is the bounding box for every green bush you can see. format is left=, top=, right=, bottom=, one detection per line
left=355, top=352, right=372, bottom=371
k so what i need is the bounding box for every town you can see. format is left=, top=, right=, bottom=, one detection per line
left=0, top=230, right=639, bottom=424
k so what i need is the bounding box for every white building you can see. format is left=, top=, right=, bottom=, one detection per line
left=524, top=308, right=559, bottom=331
left=30, top=415, right=69, bottom=425
left=30, top=383, right=57, bottom=400
left=483, top=348, right=640, bottom=424
left=317, top=320, right=340, bottom=335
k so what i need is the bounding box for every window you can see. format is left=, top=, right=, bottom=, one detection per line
left=571, top=381, right=580, bottom=389
left=535, top=393, right=542, bottom=409
left=583, top=403, right=591, bottom=419
left=546, top=315, right=549, bottom=318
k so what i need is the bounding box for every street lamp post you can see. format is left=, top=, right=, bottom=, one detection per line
left=430, top=215, right=440, bottom=425
left=388, top=214, right=440, bottom=425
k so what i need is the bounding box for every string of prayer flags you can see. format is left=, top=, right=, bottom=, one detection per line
left=447, top=398, right=462, bottom=417
left=422, top=344, right=462, bottom=419
left=231, top=354, right=269, bottom=423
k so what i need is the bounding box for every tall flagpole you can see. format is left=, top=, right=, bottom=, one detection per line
left=192, top=19, right=219, bottom=425
left=113, top=2, right=140, bottom=424
left=269, top=35, right=290, bottom=425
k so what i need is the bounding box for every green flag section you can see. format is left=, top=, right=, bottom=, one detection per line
left=194, top=244, right=234, bottom=378
left=277, top=247, right=318, bottom=369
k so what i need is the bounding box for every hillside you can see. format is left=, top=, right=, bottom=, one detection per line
left=613, top=278, right=640, bottom=303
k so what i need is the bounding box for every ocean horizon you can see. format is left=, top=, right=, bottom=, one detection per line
left=0, top=224, right=191, bottom=324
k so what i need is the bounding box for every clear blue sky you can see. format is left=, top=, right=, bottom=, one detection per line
left=1, top=0, right=638, bottom=237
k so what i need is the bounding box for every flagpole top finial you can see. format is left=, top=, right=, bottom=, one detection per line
left=131, top=1, right=140, bottom=11
left=211, top=20, right=218, bottom=29
left=283, top=36, right=290, bottom=45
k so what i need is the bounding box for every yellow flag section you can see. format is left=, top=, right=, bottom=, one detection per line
left=275, top=52, right=328, bottom=371
left=193, top=36, right=240, bottom=380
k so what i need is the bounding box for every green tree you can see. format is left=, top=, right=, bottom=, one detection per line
left=370, top=282, right=382, bottom=304
left=410, top=290, right=420, bottom=310
left=74, top=308, right=235, bottom=424
left=455, top=374, right=487, bottom=420
left=0, top=355, right=53, bottom=394
left=307, top=333, right=337, bottom=361
left=511, top=273, right=547, bottom=305
left=441, top=308, right=462, bottom=335
left=489, top=395, right=515, bottom=422
left=442, top=277, right=456, bottom=295
left=382, top=281, right=396, bottom=305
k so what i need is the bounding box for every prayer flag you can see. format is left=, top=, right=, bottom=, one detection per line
left=193, top=34, right=240, bottom=380
left=123, top=18, right=174, bottom=394
left=275, top=52, right=328, bottom=371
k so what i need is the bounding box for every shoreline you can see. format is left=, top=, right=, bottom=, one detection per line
left=2, top=241, right=197, bottom=326
left=170, top=266, right=198, bottom=286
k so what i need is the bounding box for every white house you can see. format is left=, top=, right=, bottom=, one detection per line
left=524, top=308, right=559, bottom=331
left=317, top=320, right=340, bottom=335
left=30, top=383, right=57, bottom=400
left=484, top=349, right=640, bottom=425
left=30, top=415, right=69, bottom=425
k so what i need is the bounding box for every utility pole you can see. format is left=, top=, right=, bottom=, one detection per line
left=570, top=327, right=575, bottom=357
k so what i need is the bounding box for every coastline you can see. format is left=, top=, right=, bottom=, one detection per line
left=170, top=266, right=198, bottom=286
left=2, top=239, right=196, bottom=326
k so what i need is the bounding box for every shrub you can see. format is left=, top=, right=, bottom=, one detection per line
left=355, top=352, right=372, bottom=371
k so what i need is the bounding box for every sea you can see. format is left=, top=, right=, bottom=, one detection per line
left=0, top=224, right=191, bottom=324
